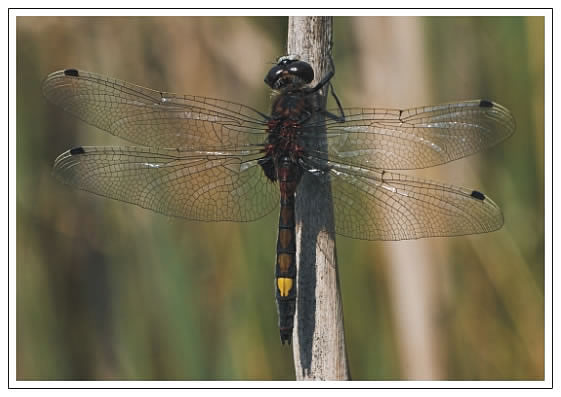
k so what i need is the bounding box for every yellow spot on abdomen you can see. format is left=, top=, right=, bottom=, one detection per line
left=277, top=277, right=293, bottom=297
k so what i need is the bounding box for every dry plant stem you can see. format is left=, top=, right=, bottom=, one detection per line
left=287, top=16, right=350, bottom=381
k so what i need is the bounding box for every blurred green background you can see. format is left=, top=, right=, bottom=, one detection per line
left=16, top=16, right=544, bottom=380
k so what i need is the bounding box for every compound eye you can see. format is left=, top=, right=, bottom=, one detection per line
left=264, top=65, right=283, bottom=88
left=264, top=58, right=315, bottom=88
left=289, top=61, right=314, bottom=83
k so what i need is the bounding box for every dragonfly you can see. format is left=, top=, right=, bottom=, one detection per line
left=42, top=56, right=515, bottom=344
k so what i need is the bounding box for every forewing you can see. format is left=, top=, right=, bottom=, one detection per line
left=53, top=146, right=278, bottom=222
left=319, top=100, right=514, bottom=170
left=42, top=69, right=268, bottom=149
left=323, top=162, right=503, bottom=240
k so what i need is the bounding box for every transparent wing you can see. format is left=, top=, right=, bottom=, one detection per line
left=305, top=100, right=515, bottom=170
left=301, top=158, right=503, bottom=240
left=42, top=69, right=268, bottom=149
left=53, top=146, right=278, bottom=222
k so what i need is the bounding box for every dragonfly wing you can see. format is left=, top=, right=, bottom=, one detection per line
left=320, top=100, right=514, bottom=170
left=42, top=69, right=268, bottom=149
left=53, top=146, right=278, bottom=222
left=311, top=160, right=503, bottom=241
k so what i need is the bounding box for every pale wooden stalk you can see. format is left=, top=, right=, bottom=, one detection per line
left=287, top=16, right=350, bottom=381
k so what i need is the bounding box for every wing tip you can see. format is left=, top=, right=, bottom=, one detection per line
left=477, top=99, right=516, bottom=139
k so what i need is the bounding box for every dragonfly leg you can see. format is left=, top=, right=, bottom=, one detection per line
left=309, top=55, right=345, bottom=123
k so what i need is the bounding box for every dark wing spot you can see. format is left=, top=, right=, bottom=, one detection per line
left=64, top=69, right=80, bottom=77
left=69, top=147, right=85, bottom=155
left=470, top=190, right=486, bottom=200
left=479, top=99, right=494, bottom=108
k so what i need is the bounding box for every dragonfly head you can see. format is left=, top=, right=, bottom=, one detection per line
left=264, top=55, right=314, bottom=91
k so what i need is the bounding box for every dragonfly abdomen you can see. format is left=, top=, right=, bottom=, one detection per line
left=275, top=157, right=302, bottom=344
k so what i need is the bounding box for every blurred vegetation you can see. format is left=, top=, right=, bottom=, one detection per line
left=16, top=16, right=544, bottom=380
